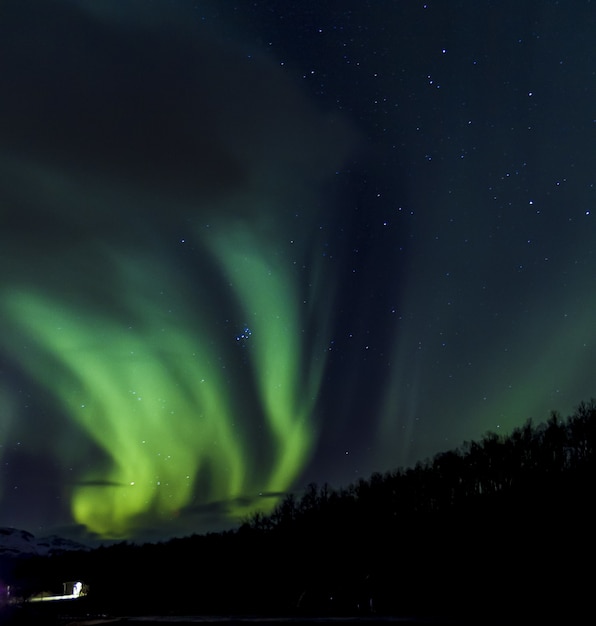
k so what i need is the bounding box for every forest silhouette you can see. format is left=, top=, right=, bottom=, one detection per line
left=2, top=399, right=594, bottom=623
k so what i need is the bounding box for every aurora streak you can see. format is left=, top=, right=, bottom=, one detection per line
left=2, top=0, right=596, bottom=544
left=0, top=0, right=350, bottom=539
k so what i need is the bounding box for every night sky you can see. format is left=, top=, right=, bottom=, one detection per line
left=1, top=0, right=595, bottom=544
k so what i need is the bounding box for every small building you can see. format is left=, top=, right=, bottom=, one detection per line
left=8, top=580, right=88, bottom=604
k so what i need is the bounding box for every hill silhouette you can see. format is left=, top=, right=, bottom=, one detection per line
left=2, top=399, right=594, bottom=623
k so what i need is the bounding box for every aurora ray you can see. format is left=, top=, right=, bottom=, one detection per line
left=4, top=0, right=594, bottom=545
left=0, top=0, right=352, bottom=540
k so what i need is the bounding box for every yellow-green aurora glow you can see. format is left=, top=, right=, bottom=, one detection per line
left=6, top=0, right=596, bottom=544
left=2, top=237, right=325, bottom=538
left=0, top=1, right=353, bottom=539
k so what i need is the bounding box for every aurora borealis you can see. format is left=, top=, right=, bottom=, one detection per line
left=1, top=0, right=596, bottom=543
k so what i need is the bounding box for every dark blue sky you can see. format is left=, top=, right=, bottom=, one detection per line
left=1, top=0, right=595, bottom=543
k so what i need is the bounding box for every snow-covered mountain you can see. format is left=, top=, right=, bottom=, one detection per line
left=0, top=527, right=89, bottom=557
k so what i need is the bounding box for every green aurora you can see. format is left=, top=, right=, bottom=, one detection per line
left=2, top=0, right=596, bottom=543
left=1, top=184, right=343, bottom=539
left=0, top=0, right=352, bottom=539
left=2, top=233, right=326, bottom=538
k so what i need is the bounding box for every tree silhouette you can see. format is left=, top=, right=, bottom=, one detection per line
left=3, top=398, right=594, bottom=620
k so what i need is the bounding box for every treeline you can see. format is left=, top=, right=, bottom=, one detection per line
left=5, top=400, right=596, bottom=622
left=245, top=399, right=595, bottom=532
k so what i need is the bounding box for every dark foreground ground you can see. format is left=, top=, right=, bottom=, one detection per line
left=0, top=608, right=521, bottom=626
left=62, top=618, right=511, bottom=626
